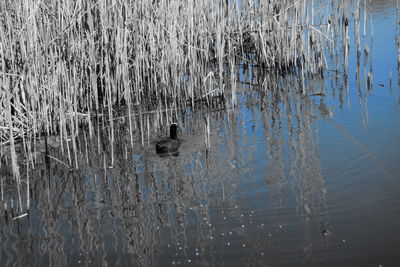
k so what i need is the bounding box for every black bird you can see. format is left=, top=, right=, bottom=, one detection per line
left=156, top=123, right=180, bottom=156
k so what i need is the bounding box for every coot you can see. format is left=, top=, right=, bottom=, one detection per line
left=155, top=123, right=180, bottom=156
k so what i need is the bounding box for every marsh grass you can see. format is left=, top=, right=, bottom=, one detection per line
left=0, top=0, right=375, bottom=213
left=0, top=0, right=342, bottom=138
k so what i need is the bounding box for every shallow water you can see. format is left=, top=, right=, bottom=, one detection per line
left=1, top=1, right=400, bottom=267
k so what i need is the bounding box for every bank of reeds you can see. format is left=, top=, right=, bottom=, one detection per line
left=0, top=0, right=363, bottom=213
left=0, top=0, right=342, bottom=142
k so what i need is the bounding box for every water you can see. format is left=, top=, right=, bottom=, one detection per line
left=1, top=1, right=400, bottom=266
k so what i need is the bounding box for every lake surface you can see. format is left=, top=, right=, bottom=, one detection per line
left=1, top=1, right=400, bottom=266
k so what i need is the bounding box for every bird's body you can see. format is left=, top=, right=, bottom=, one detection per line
left=155, top=123, right=180, bottom=156
left=155, top=138, right=180, bottom=154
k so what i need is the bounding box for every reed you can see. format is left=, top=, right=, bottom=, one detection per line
left=0, top=0, right=363, bottom=214
left=0, top=0, right=340, bottom=142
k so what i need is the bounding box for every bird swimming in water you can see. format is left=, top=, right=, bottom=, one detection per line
left=155, top=123, right=180, bottom=156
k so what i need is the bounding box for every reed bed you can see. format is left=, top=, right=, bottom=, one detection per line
left=0, top=0, right=371, bottom=213
left=0, top=0, right=341, bottom=140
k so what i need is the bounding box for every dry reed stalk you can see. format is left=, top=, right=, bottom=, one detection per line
left=25, top=156, right=29, bottom=210
left=5, top=87, right=22, bottom=212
